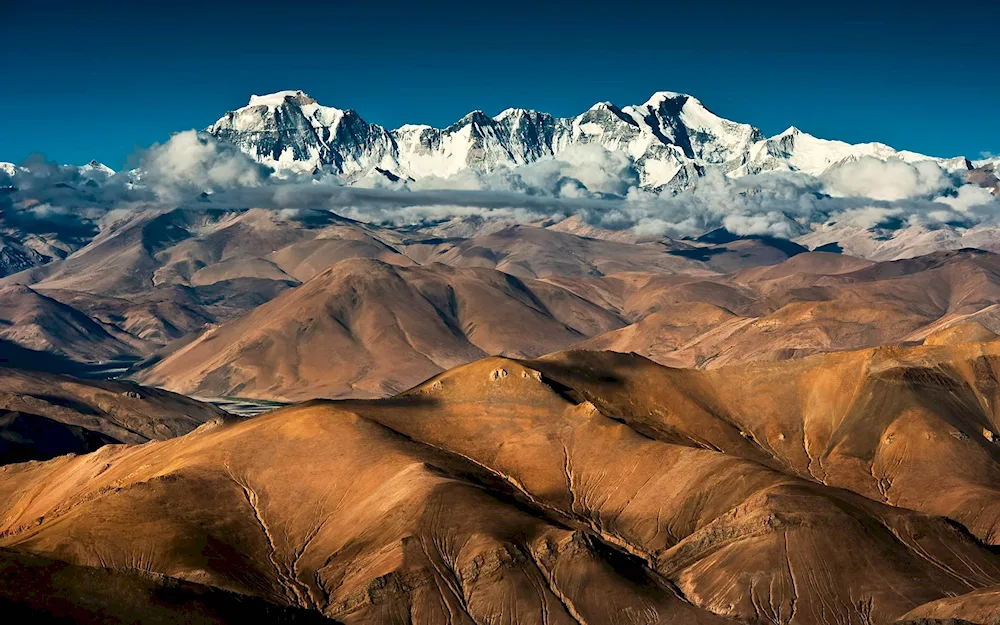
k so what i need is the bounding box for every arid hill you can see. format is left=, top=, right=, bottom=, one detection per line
left=0, top=284, right=150, bottom=363
left=898, top=585, right=1000, bottom=623
left=0, top=208, right=711, bottom=375
left=402, top=223, right=710, bottom=278
left=138, top=248, right=1000, bottom=401
left=529, top=345, right=1000, bottom=544
left=580, top=249, right=1000, bottom=368
left=135, top=258, right=626, bottom=400
left=4, top=346, right=1000, bottom=622
left=10, top=201, right=1000, bottom=408
left=0, top=365, right=226, bottom=463
left=0, top=208, right=398, bottom=364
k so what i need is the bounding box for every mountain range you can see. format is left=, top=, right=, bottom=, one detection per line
left=3, top=89, right=998, bottom=276
left=206, top=90, right=974, bottom=189
left=4, top=89, right=1000, bottom=623
left=5, top=89, right=995, bottom=200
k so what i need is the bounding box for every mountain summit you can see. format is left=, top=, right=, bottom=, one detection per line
left=207, top=90, right=969, bottom=189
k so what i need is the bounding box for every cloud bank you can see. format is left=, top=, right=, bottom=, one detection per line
left=821, top=158, right=951, bottom=201
left=2, top=132, right=998, bottom=245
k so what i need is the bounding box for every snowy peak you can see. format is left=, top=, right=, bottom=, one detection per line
left=208, top=90, right=376, bottom=175
left=618, top=91, right=764, bottom=171
left=493, top=107, right=536, bottom=122
left=206, top=90, right=970, bottom=189
left=739, top=127, right=970, bottom=178
left=449, top=110, right=493, bottom=131
left=247, top=90, right=317, bottom=107
left=212, top=90, right=346, bottom=133
left=80, top=160, right=115, bottom=177
left=588, top=101, right=621, bottom=112
left=641, top=90, right=693, bottom=106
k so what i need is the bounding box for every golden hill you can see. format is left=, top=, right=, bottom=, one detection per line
left=5, top=344, right=1000, bottom=622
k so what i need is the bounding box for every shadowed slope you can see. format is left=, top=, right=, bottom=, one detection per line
left=0, top=548, right=339, bottom=624
left=0, top=366, right=227, bottom=445
left=0, top=411, right=117, bottom=465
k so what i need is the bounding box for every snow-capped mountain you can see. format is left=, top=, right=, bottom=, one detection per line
left=0, top=160, right=115, bottom=180
left=736, top=127, right=971, bottom=177
left=208, top=90, right=970, bottom=190
left=79, top=160, right=116, bottom=178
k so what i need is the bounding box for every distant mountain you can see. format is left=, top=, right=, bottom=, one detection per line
left=9, top=197, right=1000, bottom=394
left=208, top=90, right=971, bottom=190
left=0, top=159, right=114, bottom=181
left=0, top=284, right=150, bottom=362
left=135, top=256, right=628, bottom=400
left=0, top=159, right=115, bottom=277
left=0, top=233, right=51, bottom=277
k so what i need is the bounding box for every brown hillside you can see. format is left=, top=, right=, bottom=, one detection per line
left=5, top=348, right=1000, bottom=622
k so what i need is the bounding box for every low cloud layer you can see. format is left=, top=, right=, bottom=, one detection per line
left=2, top=132, right=998, bottom=246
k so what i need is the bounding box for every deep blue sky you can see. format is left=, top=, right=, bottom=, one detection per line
left=3, top=0, right=996, bottom=168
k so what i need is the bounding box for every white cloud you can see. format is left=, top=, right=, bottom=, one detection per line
left=140, top=130, right=272, bottom=199
left=821, top=157, right=950, bottom=201
left=516, top=144, right=640, bottom=198
left=406, top=143, right=640, bottom=199
left=7, top=133, right=998, bottom=246
left=835, top=206, right=905, bottom=230
left=936, top=184, right=995, bottom=212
